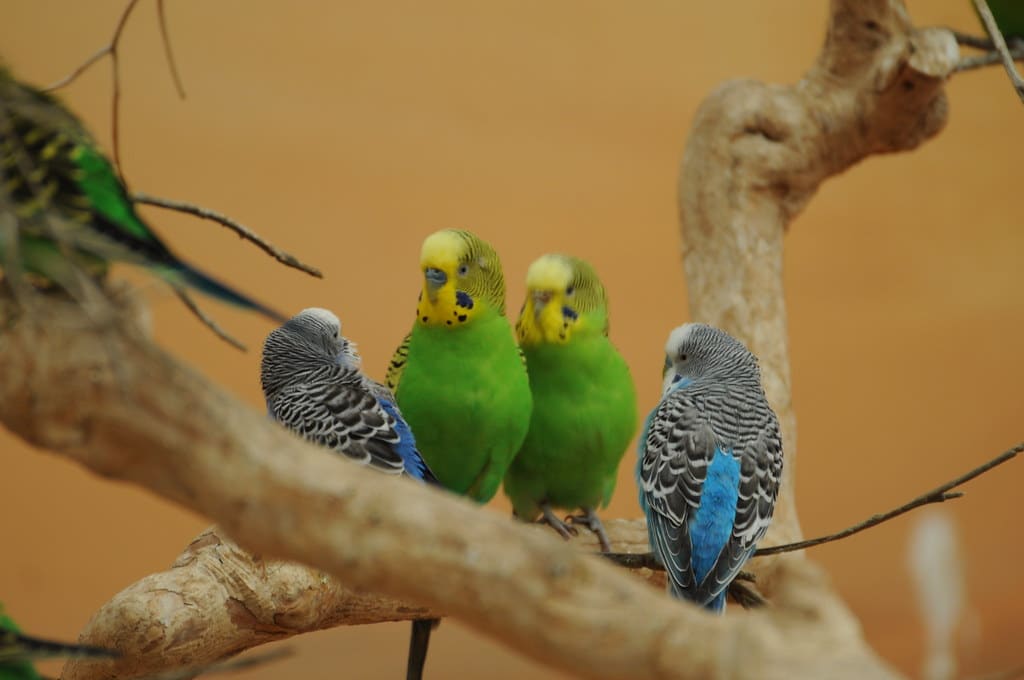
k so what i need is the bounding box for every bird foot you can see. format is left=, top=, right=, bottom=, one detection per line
left=728, top=580, right=766, bottom=609
left=538, top=505, right=578, bottom=541
left=565, top=508, right=612, bottom=553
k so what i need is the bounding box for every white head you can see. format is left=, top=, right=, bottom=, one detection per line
left=661, top=322, right=760, bottom=394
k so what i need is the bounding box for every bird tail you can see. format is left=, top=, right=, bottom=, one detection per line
left=168, top=262, right=287, bottom=323
left=406, top=618, right=439, bottom=680
left=705, top=590, right=727, bottom=614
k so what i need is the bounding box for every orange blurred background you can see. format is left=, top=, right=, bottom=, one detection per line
left=1, top=1, right=1021, bottom=678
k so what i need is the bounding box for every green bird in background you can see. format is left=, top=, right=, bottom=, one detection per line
left=0, top=65, right=285, bottom=324
left=976, top=0, right=1024, bottom=40
left=0, top=603, right=117, bottom=680
left=504, top=254, right=637, bottom=552
left=387, top=229, right=532, bottom=680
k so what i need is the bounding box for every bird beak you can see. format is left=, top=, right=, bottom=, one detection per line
left=532, top=290, right=553, bottom=314
left=424, top=267, right=448, bottom=302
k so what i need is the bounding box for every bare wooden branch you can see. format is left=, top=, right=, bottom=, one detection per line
left=155, top=0, right=186, bottom=100
left=171, top=288, right=246, bottom=351
left=0, top=1, right=974, bottom=678
left=0, top=292, right=898, bottom=680
left=678, top=0, right=958, bottom=573
left=60, top=522, right=657, bottom=680
left=972, top=0, right=1024, bottom=101
left=755, top=444, right=1020, bottom=556
left=132, top=193, right=323, bottom=278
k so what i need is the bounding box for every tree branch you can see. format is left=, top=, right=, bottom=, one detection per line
left=971, top=0, right=1024, bottom=102
left=132, top=193, right=323, bottom=279
left=755, top=444, right=1020, bottom=556
left=0, top=293, right=897, bottom=680
left=0, top=1, right=973, bottom=678
left=60, top=522, right=658, bottom=680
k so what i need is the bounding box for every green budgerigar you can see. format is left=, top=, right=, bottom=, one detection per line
left=503, top=254, right=637, bottom=552
left=0, top=66, right=285, bottom=324
left=387, top=228, right=533, bottom=502
left=0, top=603, right=117, bottom=680
left=386, top=229, right=532, bottom=679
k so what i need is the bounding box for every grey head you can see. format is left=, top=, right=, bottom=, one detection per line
left=661, top=322, right=762, bottom=395
left=260, top=307, right=360, bottom=398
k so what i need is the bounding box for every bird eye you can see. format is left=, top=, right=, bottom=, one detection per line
left=565, top=285, right=575, bottom=296
left=679, top=353, right=688, bottom=361
left=457, top=263, right=470, bottom=276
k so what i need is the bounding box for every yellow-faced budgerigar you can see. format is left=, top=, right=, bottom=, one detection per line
left=260, top=308, right=439, bottom=680
left=0, top=65, right=286, bottom=326
left=385, top=229, right=532, bottom=679
left=637, top=323, right=783, bottom=612
left=503, top=254, right=637, bottom=552
left=386, top=229, right=532, bottom=502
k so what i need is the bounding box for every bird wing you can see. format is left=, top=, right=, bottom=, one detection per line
left=385, top=332, right=411, bottom=391
left=638, top=392, right=717, bottom=599
left=698, top=418, right=783, bottom=602
left=269, top=368, right=407, bottom=476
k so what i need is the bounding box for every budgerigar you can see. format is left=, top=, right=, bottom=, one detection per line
left=0, top=66, right=285, bottom=324
left=503, top=254, right=636, bottom=552
left=637, top=323, right=783, bottom=612
left=386, top=229, right=533, bottom=503
left=260, top=308, right=437, bottom=680
left=1, top=603, right=117, bottom=680
left=385, top=229, right=531, bottom=679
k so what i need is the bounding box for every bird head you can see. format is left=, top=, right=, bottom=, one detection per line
left=415, top=229, right=505, bottom=328
left=516, top=253, right=608, bottom=346
left=661, top=323, right=760, bottom=395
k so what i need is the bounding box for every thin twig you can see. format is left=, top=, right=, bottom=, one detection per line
left=756, top=443, right=1020, bottom=556
left=972, top=0, right=1024, bottom=103
left=156, top=0, right=186, bottom=99
left=956, top=47, right=1024, bottom=73
left=45, top=0, right=143, bottom=184
left=172, top=288, right=246, bottom=351
left=952, top=30, right=997, bottom=50
left=134, top=193, right=323, bottom=278
left=603, top=443, right=1022, bottom=570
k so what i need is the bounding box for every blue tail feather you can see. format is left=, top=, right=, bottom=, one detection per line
left=173, top=262, right=287, bottom=323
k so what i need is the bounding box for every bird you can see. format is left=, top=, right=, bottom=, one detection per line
left=636, top=323, right=783, bottom=612
left=0, top=602, right=118, bottom=680
left=0, top=65, right=285, bottom=325
left=503, top=253, right=637, bottom=552
left=260, top=307, right=438, bottom=680
left=386, top=229, right=533, bottom=503
left=385, top=229, right=532, bottom=678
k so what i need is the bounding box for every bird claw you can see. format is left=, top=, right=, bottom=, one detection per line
left=565, top=508, right=613, bottom=553
left=539, top=505, right=578, bottom=541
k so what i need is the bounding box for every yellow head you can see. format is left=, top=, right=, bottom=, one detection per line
left=516, top=253, right=609, bottom=346
left=415, top=229, right=506, bottom=327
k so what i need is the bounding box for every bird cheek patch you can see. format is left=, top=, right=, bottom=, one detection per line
left=416, top=284, right=477, bottom=327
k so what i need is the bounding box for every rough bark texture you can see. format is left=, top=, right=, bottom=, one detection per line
left=61, top=522, right=659, bottom=680
left=0, top=1, right=963, bottom=678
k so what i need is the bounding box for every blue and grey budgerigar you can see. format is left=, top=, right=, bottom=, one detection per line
left=260, top=308, right=439, bottom=680
left=260, top=307, right=435, bottom=481
left=636, top=323, right=783, bottom=612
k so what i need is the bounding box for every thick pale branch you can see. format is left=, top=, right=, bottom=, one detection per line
left=679, top=0, right=958, bottom=565
left=0, top=294, right=896, bottom=680
left=62, top=522, right=658, bottom=680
